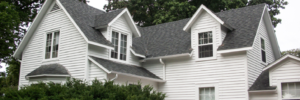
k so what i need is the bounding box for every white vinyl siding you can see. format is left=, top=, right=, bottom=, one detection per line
left=88, top=45, right=108, bottom=59
left=249, top=93, right=278, bottom=100
left=142, top=60, right=164, bottom=79
left=270, top=59, right=300, bottom=86
left=19, top=8, right=87, bottom=87
left=89, top=61, right=107, bottom=84
left=247, top=18, right=276, bottom=87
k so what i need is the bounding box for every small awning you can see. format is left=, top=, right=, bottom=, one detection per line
left=25, top=63, right=70, bottom=79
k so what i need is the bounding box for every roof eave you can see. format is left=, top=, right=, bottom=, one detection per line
left=263, top=54, right=300, bottom=71
left=26, top=74, right=70, bottom=80
left=111, top=71, right=165, bottom=82
left=217, top=47, right=252, bottom=54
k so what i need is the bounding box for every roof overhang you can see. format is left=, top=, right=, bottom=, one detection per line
left=183, top=4, right=233, bottom=32
left=217, top=47, right=252, bottom=54
left=263, top=54, right=300, bottom=71
left=88, top=41, right=114, bottom=50
left=26, top=74, right=70, bottom=80
left=141, top=53, right=191, bottom=62
left=108, top=8, right=141, bottom=37
left=130, top=48, right=145, bottom=58
left=248, top=89, right=277, bottom=94
left=111, top=71, right=166, bottom=82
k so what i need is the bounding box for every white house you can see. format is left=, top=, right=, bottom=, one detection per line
left=13, top=0, right=300, bottom=100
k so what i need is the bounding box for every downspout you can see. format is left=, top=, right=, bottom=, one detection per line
left=159, top=58, right=166, bottom=80
left=110, top=74, right=118, bottom=81
left=189, top=50, right=194, bottom=57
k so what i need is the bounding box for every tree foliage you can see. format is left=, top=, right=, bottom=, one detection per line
left=104, top=0, right=287, bottom=27
left=281, top=48, right=300, bottom=58
left=1, top=78, right=166, bottom=100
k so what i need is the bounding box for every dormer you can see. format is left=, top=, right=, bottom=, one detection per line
left=183, top=5, right=233, bottom=61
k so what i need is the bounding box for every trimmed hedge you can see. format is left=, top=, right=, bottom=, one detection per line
left=1, top=78, right=166, bottom=100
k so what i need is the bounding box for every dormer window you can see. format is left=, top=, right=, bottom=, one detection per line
left=111, top=31, right=127, bottom=61
left=198, top=31, right=213, bottom=58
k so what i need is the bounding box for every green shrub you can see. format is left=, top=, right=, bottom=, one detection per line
left=0, top=78, right=166, bottom=100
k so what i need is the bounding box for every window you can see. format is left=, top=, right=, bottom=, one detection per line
left=282, top=82, right=300, bottom=99
left=199, top=87, right=215, bottom=100
left=45, top=31, right=60, bottom=59
left=261, top=38, right=266, bottom=62
left=198, top=31, right=213, bottom=58
left=111, top=31, right=127, bottom=61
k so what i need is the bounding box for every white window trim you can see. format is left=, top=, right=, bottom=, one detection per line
left=109, top=29, right=129, bottom=63
left=260, top=37, right=267, bottom=64
left=195, top=28, right=217, bottom=62
left=42, top=29, right=61, bottom=62
left=195, top=83, right=219, bottom=100
left=277, top=80, right=300, bottom=100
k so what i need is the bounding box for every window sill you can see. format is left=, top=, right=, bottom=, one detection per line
left=195, top=57, right=217, bottom=62
left=42, top=58, right=59, bottom=63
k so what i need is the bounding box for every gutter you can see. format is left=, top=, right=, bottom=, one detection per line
left=110, top=74, right=118, bottom=81
left=111, top=71, right=165, bottom=82
left=248, top=89, right=276, bottom=93
left=159, top=58, right=166, bottom=80
left=140, top=53, right=190, bottom=62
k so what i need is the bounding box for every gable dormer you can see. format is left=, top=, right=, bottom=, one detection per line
left=183, top=5, right=232, bottom=61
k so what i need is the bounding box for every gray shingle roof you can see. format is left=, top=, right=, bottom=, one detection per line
left=90, top=56, right=162, bottom=80
left=94, top=8, right=125, bottom=28
left=26, top=64, right=70, bottom=77
left=59, top=0, right=115, bottom=47
left=216, top=4, right=266, bottom=50
left=132, top=4, right=266, bottom=58
left=132, top=19, right=192, bottom=58
left=249, top=70, right=277, bottom=91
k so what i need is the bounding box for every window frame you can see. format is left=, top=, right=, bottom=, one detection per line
left=109, top=29, right=129, bottom=62
left=195, top=84, right=219, bottom=100
left=195, top=28, right=216, bottom=61
left=261, top=37, right=266, bottom=63
left=43, top=30, right=61, bottom=61
left=278, top=80, right=300, bottom=100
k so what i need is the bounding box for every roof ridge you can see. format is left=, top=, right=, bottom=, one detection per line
left=141, top=18, right=190, bottom=28
left=215, top=3, right=266, bottom=14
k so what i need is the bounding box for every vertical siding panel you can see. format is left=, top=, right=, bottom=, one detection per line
left=19, top=9, right=87, bottom=87
left=247, top=19, right=276, bottom=87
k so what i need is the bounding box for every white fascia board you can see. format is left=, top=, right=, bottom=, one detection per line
left=141, top=53, right=190, bottom=62
left=88, top=57, right=111, bottom=74
left=263, top=55, right=300, bottom=71
left=13, top=0, right=53, bottom=59
left=217, top=47, right=252, bottom=54
left=108, top=8, right=141, bottom=37
left=130, top=48, right=145, bottom=58
left=88, top=41, right=114, bottom=50
left=111, top=71, right=165, bottom=82
left=248, top=89, right=276, bottom=93
left=26, top=74, right=70, bottom=80
left=183, top=4, right=225, bottom=32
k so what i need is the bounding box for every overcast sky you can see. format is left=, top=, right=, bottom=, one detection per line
left=0, top=0, right=298, bottom=72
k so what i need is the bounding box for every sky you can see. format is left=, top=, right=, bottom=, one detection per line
left=1, top=0, right=299, bottom=72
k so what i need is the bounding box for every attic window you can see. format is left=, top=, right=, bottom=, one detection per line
left=51, top=4, right=60, bottom=12
left=261, top=38, right=266, bottom=63
left=198, top=31, right=213, bottom=58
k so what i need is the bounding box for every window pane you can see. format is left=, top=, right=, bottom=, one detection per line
left=261, top=38, right=265, bottom=50
left=208, top=32, right=213, bottom=43
left=199, top=45, right=213, bottom=58
left=111, top=32, right=119, bottom=59
left=52, top=32, right=59, bottom=58
left=45, top=34, right=52, bottom=59
left=120, top=34, right=127, bottom=61
left=282, top=82, right=300, bottom=98
left=261, top=50, right=266, bottom=62
left=199, top=87, right=215, bottom=100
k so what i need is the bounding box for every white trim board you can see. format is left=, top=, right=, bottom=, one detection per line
left=263, top=54, right=300, bottom=71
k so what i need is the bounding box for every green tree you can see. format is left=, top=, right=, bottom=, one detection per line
left=104, top=0, right=287, bottom=27
left=248, top=0, right=288, bottom=27
left=0, top=1, right=20, bottom=63
left=281, top=48, right=300, bottom=58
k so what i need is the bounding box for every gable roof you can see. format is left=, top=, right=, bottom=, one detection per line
left=88, top=56, right=163, bottom=82
left=132, top=4, right=267, bottom=58
left=94, top=8, right=125, bottom=28
left=216, top=4, right=266, bottom=51
left=263, top=54, right=300, bottom=71
left=25, top=63, right=70, bottom=79
left=59, top=0, right=113, bottom=46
